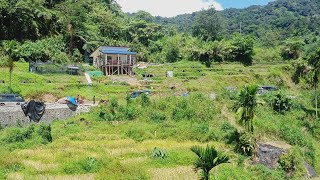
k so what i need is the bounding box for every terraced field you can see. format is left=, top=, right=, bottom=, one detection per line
left=0, top=61, right=318, bottom=179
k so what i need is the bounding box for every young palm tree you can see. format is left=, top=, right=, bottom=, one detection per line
left=233, top=85, right=258, bottom=133
left=191, top=145, right=229, bottom=180
left=307, top=49, right=320, bottom=119
left=3, top=41, right=17, bottom=93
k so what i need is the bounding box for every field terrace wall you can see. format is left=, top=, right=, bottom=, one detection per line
left=0, top=104, right=89, bottom=127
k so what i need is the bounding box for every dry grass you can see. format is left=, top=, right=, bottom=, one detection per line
left=34, top=174, right=95, bottom=180
left=6, top=172, right=24, bottom=180
left=22, top=160, right=58, bottom=172
left=120, top=157, right=148, bottom=164
left=150, top=166, right=198, bottom=180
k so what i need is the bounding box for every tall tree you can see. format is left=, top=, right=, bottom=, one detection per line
left=307, top=48, right=320, bottom=119
left=192, top=8, right=225, bottom=41
left=280, top=40, right=305, bottom=60
left=191, top=145, right=229, bottom=180
left=230, top=34, right=254, bottom=66
left=233, top=85, right=258, bottom=133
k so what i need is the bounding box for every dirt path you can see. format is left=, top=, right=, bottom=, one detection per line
left=221, top=105, right=244, bottom=132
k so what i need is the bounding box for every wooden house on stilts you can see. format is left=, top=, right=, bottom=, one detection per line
left=90, top=46, right=137, bottom=76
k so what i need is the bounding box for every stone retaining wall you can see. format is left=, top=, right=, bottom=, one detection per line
left=0, top=104, right=90, bottom=127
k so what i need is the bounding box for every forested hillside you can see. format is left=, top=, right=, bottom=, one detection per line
left=1, top=0, right=320, bottom=66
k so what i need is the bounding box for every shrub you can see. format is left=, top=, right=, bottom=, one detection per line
left=80, top=157, right=100, bottom=173
left=109, top=98, right=119, bottom=114
left=124, top=106, right=139, bottom=120
left=273, top=93, right=291, bottom=114
left=37, top=124, right=52, bottom=143
left=125, top=129, right=152, bottom=142
left=64, top=157, right=101, bottom=174
left=99, top=110, right=107, bottom=120
left=220, top=122, right=239, bottom=144
left=150, top=111, right=167, bottom=123
left=125, top=93, right=132, bottom=105
left=278, top=148, right=305, bottom=178
left=140, top=93, right=150, bottom=107
left=193, top=123, right=209, bottom=134
left=5, top=124, right=35, bottom=143
left=237, top=132, right=256, bottom=156
left=172, top=100, right=195, bottom=121
left=152, top=147, right=168, bottom=159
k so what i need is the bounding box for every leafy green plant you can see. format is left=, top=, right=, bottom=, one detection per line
left=125, top=129, right=152, bottom=142
left=278, top=148, right=305, bottom=178
left=172, top=99, right=195, bottom=121
left=5, top=124, right=35, bottom=143
left=81, top=157, right=100, bottom=173
left=233, top=85, right=258, bottom=133
left=140, top=93, right=150, bottom=107
left=124, top=106, right=139, bottom=120
left=191, top=145, right=229, bottom=180
left=152, top=147, right=168, bottom=159
left=150, top=111, right=167, bottom=123
left=273, top=93, right=291, bottom=114
left=237, top=132, right=256, bottom=156
left=63, top=157, right=101, bottom=174
left=37, top=124, right=52, bottom=143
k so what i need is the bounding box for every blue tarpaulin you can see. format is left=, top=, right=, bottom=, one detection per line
left=67, top=97, right=78, bottom=106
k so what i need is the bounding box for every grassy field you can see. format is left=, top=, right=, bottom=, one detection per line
left=0, top=61, right=319, bottom=179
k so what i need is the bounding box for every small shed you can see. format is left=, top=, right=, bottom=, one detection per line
left=68, top=66, right=80, bottom=75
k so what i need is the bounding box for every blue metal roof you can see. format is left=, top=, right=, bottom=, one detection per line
left=99, top=46, right=136, bottom=55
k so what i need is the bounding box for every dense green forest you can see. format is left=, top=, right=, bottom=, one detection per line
left=1, top=0, right=319, bottom=67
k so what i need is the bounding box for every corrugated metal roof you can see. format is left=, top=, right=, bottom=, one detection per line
left=99, top=46, right=136, bottom=55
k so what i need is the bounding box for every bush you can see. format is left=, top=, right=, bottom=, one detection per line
left=220, top=122, right=240, bottom=144
left=124, top=106, right=139, bottom=120
left=172, top=100, right=195, bottom=121
left=37, top=124, right=52, bottom=143
left=140, top=93, right=150, bottom=107
left=125, top=129, right=152, bottom=142
left=5, top=124, right=35, bottom=143
left=273, top=93, right=291, bottom=114
left=193, top=123, right=209, bottom=134
left=150, top=111, right=167, bottom=123
left=152, top=147, right=168, bottom=159
left=64, top=157, right=101, bottom=174
left=237, top=132, right=256, bottom=156
left=278, top=148, right=305, bottom=178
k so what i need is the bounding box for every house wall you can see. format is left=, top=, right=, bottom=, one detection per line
left=90, top=47, right=102, bottom=66
left=104, top=54, right=135, bottom=65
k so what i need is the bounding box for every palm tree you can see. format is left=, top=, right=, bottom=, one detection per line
left=233, top=85, right=258, bottom=133
left=191, top=145, right=229, bottom=180
left=307, top=48, right=320, bottom=119
left=3, top=40, right=18, bottom=93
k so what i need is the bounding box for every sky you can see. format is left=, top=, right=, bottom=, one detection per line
left=116, top=0, right=273, bottom=17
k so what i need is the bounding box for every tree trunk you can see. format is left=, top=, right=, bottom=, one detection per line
left=316, top=81, right=318, bottom=120
left=202, top=170, right=209, bottom=180
left=9, top=70, right=12, bottom=93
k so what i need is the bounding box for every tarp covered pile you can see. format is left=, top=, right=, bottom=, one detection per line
left=21, top=100, right=46, bottom=122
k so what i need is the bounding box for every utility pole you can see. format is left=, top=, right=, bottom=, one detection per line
left=240, top=22, right=242, bottom=35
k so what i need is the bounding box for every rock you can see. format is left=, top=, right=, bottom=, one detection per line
left=304, top=161, right=317, bottom=178
left=256, top=143, right=288, bottom=169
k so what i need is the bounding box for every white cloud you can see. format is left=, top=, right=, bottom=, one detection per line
left=116, top=0, right=223, bottom=17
